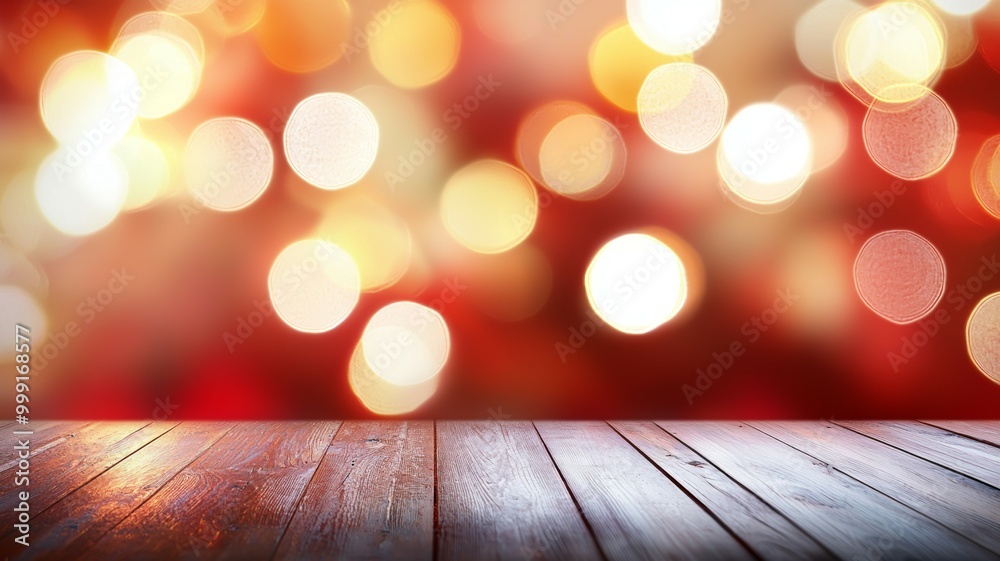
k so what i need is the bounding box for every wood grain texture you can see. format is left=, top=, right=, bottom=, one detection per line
left=536, top=421, right=753, bottom=561
left=0, top=422, right=233, bottom=561
left=753, top=421, right=1000, bottom=555
left=837, top=421, right=1000, bottom=489
left=923, top=421, right=1000, bottom=448
left=610, top=421, right=832, bottom=561
left=0, top=422, right=168, bottom=517
left=0, top=421, right=92, bottom=470
left=658, top=421, right=997, bottom=561
left=80, top=421, right=340, bottom=561
left=436, top=421, right=603, bottom=561
left=273, top=421, right=434, bottom=561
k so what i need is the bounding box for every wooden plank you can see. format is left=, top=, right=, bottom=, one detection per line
left=0, top=421, right=165, bottom=516
left=753, top=421, right=1000, bottom=555
left=837, top=421, right=1000, bottom=489
left=272, top=421, right=434, bottom=561
left=536, top=421, right=753, bottom=561
left=436, top=421, right=603, bottom=561
left=923, top=421, right=1000, bottom=448
left=0, top=421, right=92, bottom=467
left=79, top=421, right=340, bottom=561
left=0, top=422, right=233, bottom=561
left=610, top=421, right=831, bottom=561
left=658, top=421, right=997, bottom=561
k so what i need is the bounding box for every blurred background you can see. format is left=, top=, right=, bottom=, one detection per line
left=1, top=0, right=999, bottom=419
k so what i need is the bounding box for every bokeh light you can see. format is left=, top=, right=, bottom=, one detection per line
left=538, top=113, right=626, bottom=200
left=626, top=0, right=722, bottom=55
left=267, top=239, right=361, bottom=333
left=795, top=0, right=864, bottom=81
left=931, top=0, right=990, bottom=16
left=966, top=292, right=1000, bottom=385
left=638, top=62, right=727, bottom=154
left=348, top=339, right=440, bottom=415
left=853, top=230, right=946, bottom=324
left=112, top=32, right=201, bottom=118
left=312, top=194, right=412, bottom=292
left=585, top=233, right=688, bottom=334
left=440, top=159, right=538, bottom=254
left=0, top=286, right=48, bottom=363
left=254, top=0, right=351, bottom=73
left=369, top=0, right=460, bottom=89
left=863, top=87, right=956, bottom=180
left=717, top=102, right=812, bottom=210
left=284, top=93, right=379, bottom=190
left=39, top=50, right=139, bottom=150
left=34, top=149, right=128, bottom=237
left=114, top=135, right=170, bottom=211
left=112, top=11, right=206, bottom=64
left=773, top=83, right=848, bottom=172
left=516, top=100, right=593, bottom=185
left=842, top=2, right=945, bottom=104
left=361, top=301, right=450, bottom=386
left=972, top=135, right=1000, bottom=219
left=589, top=22, right=692, bottom=112
left=184, top=117, right=274, bottom=211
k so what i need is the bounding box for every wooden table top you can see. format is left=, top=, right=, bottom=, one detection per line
left=1, top=420, right=999, bottom=560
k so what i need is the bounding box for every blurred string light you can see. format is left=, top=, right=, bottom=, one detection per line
left=439, top=159, right=538, bottom=254
left=254, top=0, right=351, bottom=73
left=626, top=0, right=722, bottom=55
left=114, top=135, right=170, bottom=211
left=838, top=1, right=945, bottom=104
left=111, top=31, right=201, bottom=118
left=966, top=292, right=1000, bottom=385
left=267, top=239, right=361, bottom=333
left=348, top=338, right=441, bottom=415
left=853, top=230, right=946, bottom=324
left=34, top=149, right=128, bottom=237
left=150, top=0, right=215, bottom=15
left=184, top=117, right=274, bottom=211
left=862, top=87, right=956, bottom=180
left=930, top=0, right=991, bottom=15
left=538, top=113, right=626, bottom=200
left=516, top=100, right=594, bottom=185
left=39, top=51, right=140, bottom=151
left=795, top=0, right=865, bottom=81
left=716, top=103, right=812, bottom=213
left=361, top=301, right=450, bottom=386
left=284, top=93, right=379, bottom=190
left=637, top=62, right=727, bottom=154
left=312, top=194, right=413, bottom=292
left=112, top=11, right=206, bottom=65
left=972, top=135, right=1000, bottom=219
left=589, top=21, right=692, bottom=112
left=369, top=0, right=460, bottom=89
left=772, top=84, right=848, bottom=173
left=585, top=233, right=688, bottom=334
left=0, top=286, right=48, bottom=362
